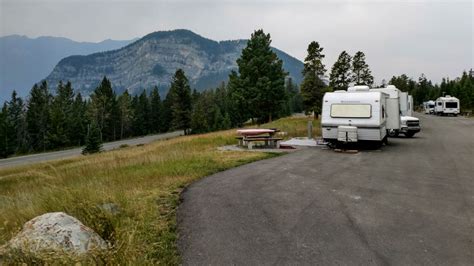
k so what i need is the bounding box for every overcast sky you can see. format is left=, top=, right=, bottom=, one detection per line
left=1, top=0, right=472, bottom=84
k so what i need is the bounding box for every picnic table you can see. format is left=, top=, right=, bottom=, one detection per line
left=236, top=128, right=282, bottom=149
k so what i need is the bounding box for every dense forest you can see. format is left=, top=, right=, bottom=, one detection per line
left=1, top=29, right=473, bottom=158
left=388, top=71, right=474, bottom=108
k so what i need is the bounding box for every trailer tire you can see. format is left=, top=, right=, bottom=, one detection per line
left=404, top=132, right=415, bottom=138
left=388, top=130, right=399, bottom=137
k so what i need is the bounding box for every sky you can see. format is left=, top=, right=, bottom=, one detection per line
left=1, top=0, right=473, bottom=84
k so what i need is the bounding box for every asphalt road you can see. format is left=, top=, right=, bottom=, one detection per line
left=0, top=131, right=183, bottom=169
left=178, top=114, right=474, bottom=265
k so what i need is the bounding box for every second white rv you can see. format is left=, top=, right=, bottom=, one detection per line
left=321, top=86, right=388, bottom=146
left=435, top=96, right=460, bottom=116
left=370, top=86, right=401, bottom=137
left=424, top=100, right=435, bottom=114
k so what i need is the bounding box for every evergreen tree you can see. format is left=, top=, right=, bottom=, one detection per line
left=190, top=94, right=210, bottom=134
left=26, top=81, right=51, bottom=152
left=0, top=104, right=15, bottom=158
left=329, top=51, right=352, bottom=91
left=69, top=93, right=88, bottom=146
left=300, top=41, right=327, bottom=118
left=168, top=69, right=192, bottom=134
left=215, top=82, right=229, bottom=115
left=221, top=112, right=232, bottom=130
left=232, top=29, right=287, bottom=123
left=352, top=51, right=373, bottom=85
left=82, top=123, right=102, bottom=154
left=149, top=87, right=163, bottom=133
left=5, top=92, right=28, bottom=154
left=212, top=106, right=225, bottom=131
left=49, top=81, right=75, bottom=148
left=89, top=77, right=117, bottom=141
left=280, top=78, right=303, bottom=116
left=117, top=90, right=133, bottom=139
left=227, top=70, right=247, bottom=126
left=389, top=74, right=412, bottom=92
left=132, top=89, right=151, bottom=136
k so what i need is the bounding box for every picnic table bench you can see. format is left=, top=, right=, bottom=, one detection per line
left=236, top=129, right=283, bottom=149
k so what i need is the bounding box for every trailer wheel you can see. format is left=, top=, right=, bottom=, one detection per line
left=404, top=132, right=415, bottom=138
left=388, top=130, right=399, bottom=137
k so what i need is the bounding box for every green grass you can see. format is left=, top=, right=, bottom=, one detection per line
left=0, top=116, right=319, bottom=264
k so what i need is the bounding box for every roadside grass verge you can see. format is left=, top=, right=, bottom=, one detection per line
left=0, top=116, right=319, bottom=264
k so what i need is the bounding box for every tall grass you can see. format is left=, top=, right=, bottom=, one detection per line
left=0, top=117, right=319, bottom=264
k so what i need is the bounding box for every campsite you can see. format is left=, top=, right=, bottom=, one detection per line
left=1, top=0, right=473, bottom=264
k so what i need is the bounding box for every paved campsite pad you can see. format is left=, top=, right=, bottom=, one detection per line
left=178, top=114, right=474, bottom=265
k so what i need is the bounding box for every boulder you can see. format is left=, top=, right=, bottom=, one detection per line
left=8, top=212, right=107, bottom=255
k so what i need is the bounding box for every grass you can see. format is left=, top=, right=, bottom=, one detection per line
left=0, top=116, right=319, bottom=264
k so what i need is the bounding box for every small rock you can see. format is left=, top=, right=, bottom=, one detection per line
left=7, top=212, right=107, bottom=255
left=98, top=203, right=121, bottom=215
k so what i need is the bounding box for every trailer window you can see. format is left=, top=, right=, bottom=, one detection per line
left=445, top=102, right=458, bottom=108
left=330, top=104, right=372, bottom=118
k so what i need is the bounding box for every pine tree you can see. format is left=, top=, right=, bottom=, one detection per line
left=300, top=41, right=327, bottom=118
left=117, top=90, right=133, bottom=139
left=49, top=81, right=75, bottom=148
left=221, top=112, right=232, bottom=130
left=89, top=77, right=117, bottom=142
left=329, top=51, right=352, bottom=91
left=26, top=81, right=51, bottom=152
left=132, top=89, right=151, bottom=136
left=227, top=70, right=247, bottom=126
left=0, top=104, right=15, bottom=158
left=149, top=86, right=163, bottom=133
left=352, top=51, right=373, bottom=85
left=232, top=29, right=287, bottom=123
left=168, top=69, right=192, bottom=134
left=6, top=91, right=28, bottom=154
left=69, top=93, right=88, bottom=146
left=190, top=95, right=209, bottom=134
left=212, top=106, right=224, bottom=131
left=82, top=123, right=102, bottom=154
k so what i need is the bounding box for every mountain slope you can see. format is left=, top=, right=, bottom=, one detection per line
left=0, top=35, right=136, bottom=101
left=45, top=30, right=304, bottom=97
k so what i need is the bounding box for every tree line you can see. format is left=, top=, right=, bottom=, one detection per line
left=0, top=30, right=305, bottom=157
left=300, top=42, right=374, bottom=118
left=389, top=71, right=474, bottom=109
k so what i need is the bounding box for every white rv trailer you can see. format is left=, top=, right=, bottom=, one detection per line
left=424, top=100, right=435, bottom=114
left=321, top=85, right=388, bottom=146
left=370, top=86, right=401, bottom=136
left=399, top=92, right=420, bottom=137
left=435, top=95, right=460, bottom=116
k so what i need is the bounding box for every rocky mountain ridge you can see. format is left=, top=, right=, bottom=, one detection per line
left=45, top=30, right=304, bottom=96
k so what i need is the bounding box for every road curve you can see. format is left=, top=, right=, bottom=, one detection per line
left=0, top=131, right=183, bottom=169
left=178, top=114, right=474, bottom=265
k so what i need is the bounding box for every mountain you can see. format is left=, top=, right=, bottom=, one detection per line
left=44, top=30, right=304, bottom=97
left=0, top=35, right=136, bottom=101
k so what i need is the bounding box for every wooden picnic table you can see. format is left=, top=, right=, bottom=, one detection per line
left=236, top=128, right=282, bottom=149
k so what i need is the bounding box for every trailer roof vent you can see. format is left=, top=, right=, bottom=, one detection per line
left=445, top=95, right=451, bottom=97
left=386, top=85, right=396, bottom=89
left=334, top=90, right=347, bottom=93
left=348, top=85, right=370, bottom=92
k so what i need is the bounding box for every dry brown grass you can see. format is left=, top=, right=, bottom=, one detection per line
left=0, top=116, right=319, bottom=264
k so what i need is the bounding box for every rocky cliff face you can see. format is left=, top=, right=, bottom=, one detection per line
left=45, top=30, right=303, bottom=96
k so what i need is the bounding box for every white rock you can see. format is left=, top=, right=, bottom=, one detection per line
left=8, top=212, right=107, bottom=255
